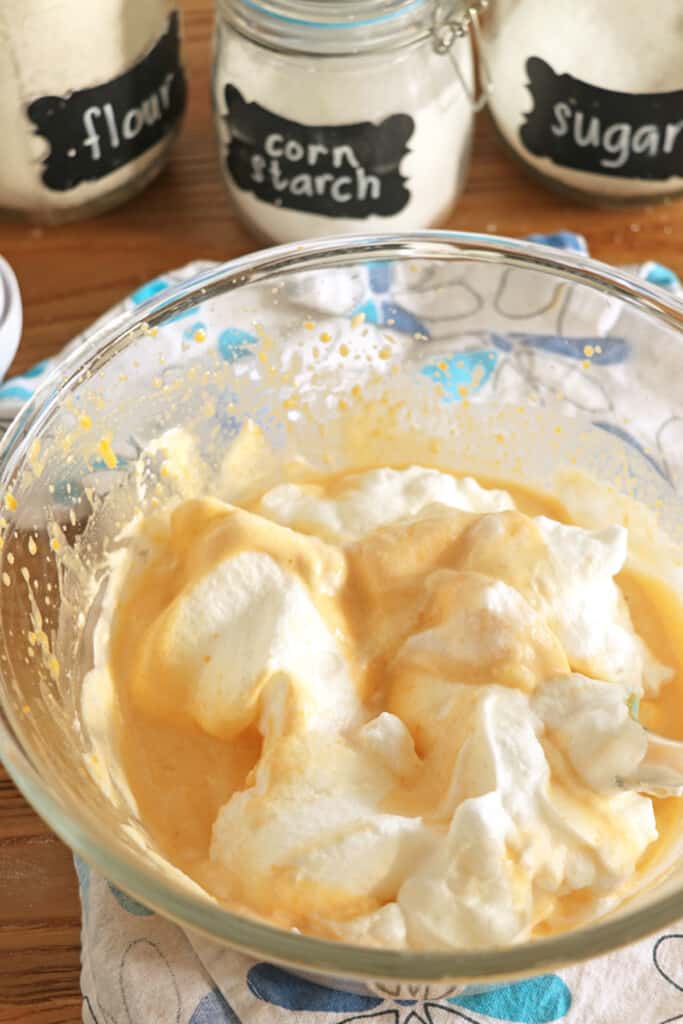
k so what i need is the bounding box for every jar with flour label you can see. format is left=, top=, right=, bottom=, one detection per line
left=212, top=1, right=484, bottom=243
left=481, top=0, right=683, bottom=203
left=0, top=1, right=186, bottom=223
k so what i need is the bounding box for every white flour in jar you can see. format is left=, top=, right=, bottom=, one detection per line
left=0, top=0, right=186, bottom=221
left=212, top=19, right=474, bottom=242
left=483, top=0, right=683, bottom=201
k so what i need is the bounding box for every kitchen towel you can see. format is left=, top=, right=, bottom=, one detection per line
left=76, top=861, right=683, bottom=1024
left=2, top=231, right=682, bottom=1024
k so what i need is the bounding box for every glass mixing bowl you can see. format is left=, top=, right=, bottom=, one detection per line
left=1, top=232, right=683, bottom=996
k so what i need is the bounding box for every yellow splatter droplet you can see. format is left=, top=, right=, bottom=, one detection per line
left=22, top=704, right=30, bottom=715
left=437, top=360, right=448, bottom=372
left=194, top=328, right=207, bottom=343
left=581, top=359, right=590, bottom=370
left=351, top=385, right=362, bottom=399
left=50, top=537, right=61, bottom=552
left=303, top=321, right=315, bottom=331
left=583, top=345, right=595, bottom=357
left=4, top=494, right=16, bottom=511
left=457, top=384, right=469, bottom=398
left=351, top=312, right=365, bottom=329
left=28, top=537, right=37, bottom=556
left=339, top=344, right=350, bottom=357
left=97, top=437, right=117, bottom=469
left=79, top=414, right=92, bottom=430
left=319, top=332, right=332, bottom=343
left=47, top=654, right=60, bottom=680
left=338, top=398, right=349, bottom=412
left=378, top=347, right=391, bottom=360
left=495, top=433, right=505, bottom=443
left=554, top=425, right=562, bottom=434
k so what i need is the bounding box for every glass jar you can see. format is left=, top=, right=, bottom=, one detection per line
left=212, top=0, right=482, bottom=243
left=481, top=0, right=683, bottom=204
left=0, top=0, right=186, bottom=224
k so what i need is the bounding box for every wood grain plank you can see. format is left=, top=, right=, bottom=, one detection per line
left=0, top=836, right=79, bottom=925
left=0, top=1, right=681, bottom=1020
left=0, top=1001, right=82, bottom=1024
left=0, top=924, right=81, bottom=1003
left=0, top=770, right=80, bottom=1023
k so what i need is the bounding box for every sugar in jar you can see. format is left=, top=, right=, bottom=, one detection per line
left=481, top=0, right=683, bottom=204
left=212, top=0, right=482, bottom=242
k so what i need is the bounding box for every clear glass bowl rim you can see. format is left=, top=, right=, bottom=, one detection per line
left=1, top=230, right=683, bottom=984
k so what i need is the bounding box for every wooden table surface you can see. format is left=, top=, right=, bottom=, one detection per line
left=0, top=1, right=681, bottom=1020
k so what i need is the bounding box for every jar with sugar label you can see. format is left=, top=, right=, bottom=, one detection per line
left=481, top=0, right=683, bottom=203
left=0, top=1, right=186, bottom=223
left=212, top=0, right=485, bottom=243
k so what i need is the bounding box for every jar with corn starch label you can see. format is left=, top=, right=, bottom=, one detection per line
left=212, top=0, right=487, bottom=242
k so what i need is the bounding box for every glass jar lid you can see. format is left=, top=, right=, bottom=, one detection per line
left=241, top=0, right=427, bottom=28
left=218, top=0, right=488, bottom=56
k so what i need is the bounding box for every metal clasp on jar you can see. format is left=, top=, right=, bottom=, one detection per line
left=432, top=0, right=492, bottom=112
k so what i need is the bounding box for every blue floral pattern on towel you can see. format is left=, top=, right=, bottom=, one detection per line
left=247, top=962, right=571, bottom=1023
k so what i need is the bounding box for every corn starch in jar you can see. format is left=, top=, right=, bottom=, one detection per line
left=212, top=0, right=486, bottom=242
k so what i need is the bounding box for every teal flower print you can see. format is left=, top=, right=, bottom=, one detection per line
left=247, top=962, right=571, bottom=1023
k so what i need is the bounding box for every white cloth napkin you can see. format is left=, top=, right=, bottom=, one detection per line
left=3, top=232, right=682, bottom=1024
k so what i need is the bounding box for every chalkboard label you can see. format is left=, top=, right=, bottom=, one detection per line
left=223, top=85, right=414, bottom=218
left=520, top=56, right=683, bottom=180
left=27, top=11, right=186, bottom=192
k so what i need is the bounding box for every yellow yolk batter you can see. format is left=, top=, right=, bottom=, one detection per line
left=99, top=467, right=683, bottom=946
